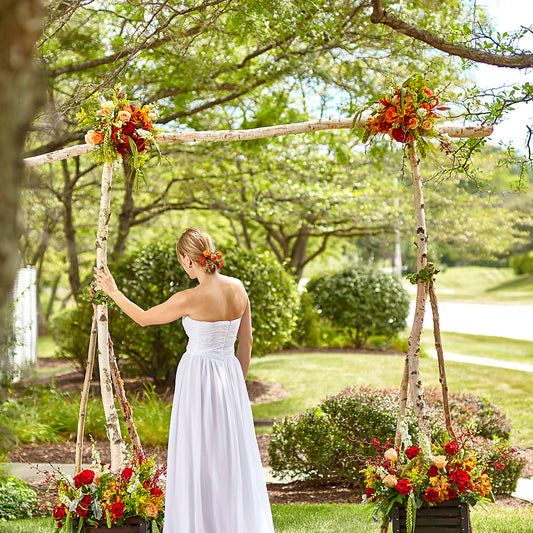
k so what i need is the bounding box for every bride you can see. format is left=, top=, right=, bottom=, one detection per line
left=94, top=227, right=275, bottom=532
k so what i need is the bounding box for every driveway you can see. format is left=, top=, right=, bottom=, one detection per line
left=408, top=301, right=533, bottom=341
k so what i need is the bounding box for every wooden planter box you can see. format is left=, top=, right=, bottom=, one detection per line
left=391, top=498, right=471, bottom=533
left=72, top=517, right=152, bottom=533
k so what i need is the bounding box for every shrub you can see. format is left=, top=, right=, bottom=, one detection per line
left=307, top=268, right=410, bottom=347
left=0, top=477, right=39, bottom=520
left=510, top=251, right=533, bottom=275
left=268, top=387, right=522, bottom=493
left=50, top=242, right=299, bottom=384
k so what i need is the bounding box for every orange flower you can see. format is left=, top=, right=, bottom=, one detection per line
left=385, top=106, right=397, bottom=123
left=407, top=117, right=419, bottom=130
left=97, top=101, right=114, bottom=117
left=85, top=130, right=104, bottom=146
left=421, top=120, right=432, bottom=130
left=145, top=503, right=159, bottom=519
left=117, top=109, right=132, bottom=122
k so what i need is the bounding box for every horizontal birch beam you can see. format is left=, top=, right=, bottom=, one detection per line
left=23, top=118, right=493, bottom=168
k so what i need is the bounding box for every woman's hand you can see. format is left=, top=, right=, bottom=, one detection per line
left=93, top=263, right=118, bottom=297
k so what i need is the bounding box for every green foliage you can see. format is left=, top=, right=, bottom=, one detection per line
left=307, top=268, right=410, bottom=348
left=510, top=251, right=533, bottom=275
left=0, top=478, right=38, bottom=520
left=268, top=387, right=522, bottom=492
left=50, top=242, right=299, bottom=383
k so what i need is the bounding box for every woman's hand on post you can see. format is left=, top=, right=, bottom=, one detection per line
left=93, top=263, right=118, bottom=297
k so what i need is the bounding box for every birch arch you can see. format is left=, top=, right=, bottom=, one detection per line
left=23, top=117, right=493, bottom=474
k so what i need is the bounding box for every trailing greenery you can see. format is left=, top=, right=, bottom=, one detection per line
left=268, top=387, right=523, bottom=492
left=50, top=242, right=299, bottom=384
left=307, top=268, right=410, bottom=347
left=0, top=477, right=39, bottom=520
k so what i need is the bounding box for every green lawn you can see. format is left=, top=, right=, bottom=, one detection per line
left=5, top=504, right=533, bottom=533
left=421, top=330, right=533, bottom=364
left=414, top=266, right=533, bottom=303
left=249, top=351, right=533, bottom=446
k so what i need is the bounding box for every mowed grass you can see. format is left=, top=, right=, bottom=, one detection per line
left=420, top=266, right=533, bottom=303
left=421, top=330, right=533, bottom=364
left=249, top=351, right=533, bottom=446
left=6, top=505, right=533, bottom=533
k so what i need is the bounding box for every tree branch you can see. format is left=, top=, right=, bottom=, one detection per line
left=370, top=0, right=533, bottom=68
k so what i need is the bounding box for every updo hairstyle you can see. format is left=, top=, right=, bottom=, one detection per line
left=177, top=227, right=219, bottom=275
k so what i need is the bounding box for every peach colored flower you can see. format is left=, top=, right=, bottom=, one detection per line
left=407, top=117, right=419, bottom=129
left=117, top=109, right=131, bottom=122
left=421, top=119, right=432, bottom=130
left=85, top=129, right=104, bottom=146
left=391, top=95, right=400, bottom=105
left=384, top=448, right=398, bottom=462
left=97, top=101, right=115, bottom=116
left=384, top=474, right=397, bottom=488
left=433, top=455, right=447, bottom=469
left=145, top=503, right=159, bottom=519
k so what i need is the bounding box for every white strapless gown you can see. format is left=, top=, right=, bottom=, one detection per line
left=163, top=316, right=274, bottom=533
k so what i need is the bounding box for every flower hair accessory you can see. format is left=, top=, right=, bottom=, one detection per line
left=199, top=250, right=223, bottom=269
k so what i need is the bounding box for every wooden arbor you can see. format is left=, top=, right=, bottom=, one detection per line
left=23, top=118, right=492, bottom=473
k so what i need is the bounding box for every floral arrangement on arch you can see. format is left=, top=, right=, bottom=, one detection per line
left=361, top=426, right=495, bottom=533
left=362, top=74, right=452, bottom=157
left=77, top=88, right=161, bottom=178
left=50, top=447, right=166, bottom=532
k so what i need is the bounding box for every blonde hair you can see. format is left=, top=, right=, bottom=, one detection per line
left=176, top=227, right=219, bottom=275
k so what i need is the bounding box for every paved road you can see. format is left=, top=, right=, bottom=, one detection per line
left=409, top=301, right=533, bottom=341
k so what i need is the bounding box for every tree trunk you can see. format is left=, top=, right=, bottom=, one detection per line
left=95, top=162, right=123, bottom=472
left=406, top=140, right=431, bottom=436
left=0, top=0, right=44, bottom=343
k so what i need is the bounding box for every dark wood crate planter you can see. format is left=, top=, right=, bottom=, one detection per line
left=391, top=499, right=471, bottom=533
left=72, top=517, right=152, bottom=533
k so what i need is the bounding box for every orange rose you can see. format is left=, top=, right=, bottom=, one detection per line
left=385, top=106, right=397, bottom=123
left=97, top=101, right=115, bottom=116
left=421, top=120, right=432, bottom=130
left=407, top=117, right=419, bottom=129
left=433, top=455, right=447, bottom=469
left=85, top=130, right=104, bottom=146
left=117, top=109, right=132, bottom=122
left=145, top=503, right=159, bottom=519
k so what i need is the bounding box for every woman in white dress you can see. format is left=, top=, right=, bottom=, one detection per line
left=94, top=227, right=275, bottom=533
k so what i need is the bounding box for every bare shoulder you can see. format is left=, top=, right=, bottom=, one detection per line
left=220, top=274, right=246, bottom=293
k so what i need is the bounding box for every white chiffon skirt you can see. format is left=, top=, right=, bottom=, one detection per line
left=163, top=351, right=275, bottom=533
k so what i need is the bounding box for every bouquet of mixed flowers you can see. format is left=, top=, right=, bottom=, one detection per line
left=361, top=428, right=493, bottom=533
left=49, top=447, right=166, bottom=532
left=77, top=88, right=161, bottom=178
left=362, top=74, right=451, bottom=157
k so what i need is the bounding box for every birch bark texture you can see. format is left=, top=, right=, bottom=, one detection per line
left=95, top=162, right=123, bottom=472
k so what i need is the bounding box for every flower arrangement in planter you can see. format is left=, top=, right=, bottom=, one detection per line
left=361, top=428, right=494, bottom=533
left=362, top=74, right=451, bottom=157
left=50, top=448, right=166, bottom=532
left=77, top=88, right=161, bottom=179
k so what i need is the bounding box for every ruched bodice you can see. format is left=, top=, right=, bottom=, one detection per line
left=182, top=316, right=241, bottom=359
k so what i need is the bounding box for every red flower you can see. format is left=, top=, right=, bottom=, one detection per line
left=111, top=501, right=126, bottom=519
left=199, top=257, right=206, bottom=265
left=423, top=87, right=434, bottom=97
left=427, top=465, right=439, bottom=477
left=423, top=487, right=439, bottom=503
left=396, top=478, right=413, bottom=495
left=53, top=504, right=67, bottom=520
left=450, top=469, right=471, bottom=492
left=391, top=128, right=408, bottom=143
left=365, top=487, right=377, bottom=500
left=73, top=469, right=95, bottom=488
left=122, top=122, right=135, bottom=135
left=448, top=488, right=457, bottom=499
left=121, top=467, right=134, bottom=483
left=405, top=446, right=420, bottom=460
left=444, top=441, right=460, bottom=455
left=495, top=461, right=506, bottom=470
left=150, top=486, right=164, bottom=497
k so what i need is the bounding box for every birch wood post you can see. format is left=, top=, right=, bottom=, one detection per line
left=108, top=334, right=145, bottom=457
left=428, top=278, right=457, bottom=440
left=380, top=517, right=389, bottom=533
left=394, top=360, right=409, bottom=449
left=406, top=140, right=431, bottom=436
left=95, top=161, right=123, bottom=472
left=75, top=309, right=98, bottom=474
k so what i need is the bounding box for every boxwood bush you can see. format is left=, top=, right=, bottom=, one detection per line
left=307, top=268, right=410, bottom=347
left=268, top=387, right=523, bottom=494
left=50, top=242, right=299, bottom=384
